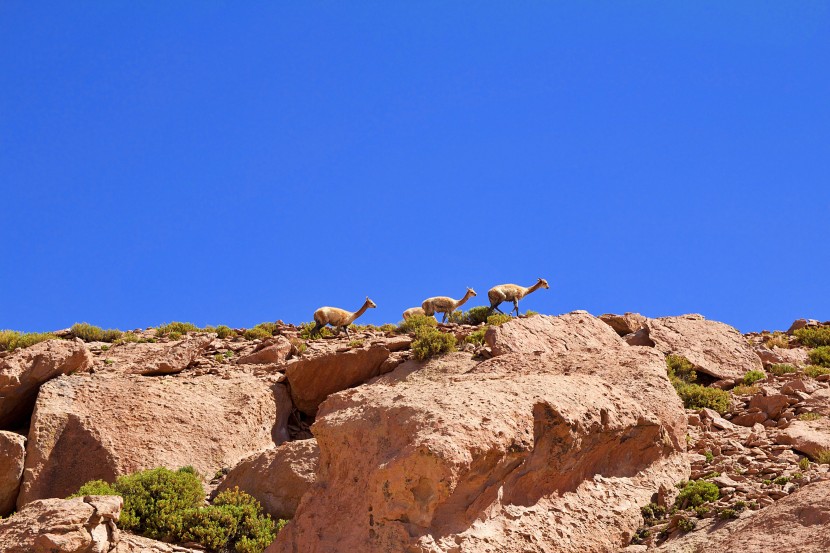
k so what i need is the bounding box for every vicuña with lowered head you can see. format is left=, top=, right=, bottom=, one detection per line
left=311, top=296, right=376, bottom=338
left=421, top=287, right=477, bottom=323
left=488, top=278, right=549, bottom=316
left=402, top=307, right=426, bottom=320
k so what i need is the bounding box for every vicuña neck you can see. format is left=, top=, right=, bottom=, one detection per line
left=346, top=301, right=372, bottom=325
left=454, top=291, right=475, bottom=310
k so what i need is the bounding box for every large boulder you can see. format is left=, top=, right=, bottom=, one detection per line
left=0, top=495, right=121, bottom=553
left=17, top=373, right=291, bottom=507
left=0, top=431, right=25, bottom=516
left=774, top=419, right=830, bottom=459
left=235, top=336, right=293, bottom=365
left=631, top=314, right=762, bottom=380
left=285, top=344, right=393, bottom=416
left=269, top=313, right=688, bottom=553
left=486, top=311, right=625, bottom=356
left=215, top=439, right=319, bottom=520
left=0, top=339, right=92, bottom=428
left=754, top=345, right=810, bottom=367
left=599, top=312, right=648, bottom=336
left=96, top=336, right=211, bottom=375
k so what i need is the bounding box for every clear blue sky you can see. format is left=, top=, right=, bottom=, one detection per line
left=2, top=3, right=828, bottom=333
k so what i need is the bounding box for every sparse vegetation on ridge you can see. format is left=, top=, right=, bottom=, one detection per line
left=0, top=329, right=58, bottom=352
left=155, top=322, right=201, bottom=339
left=71, top=322, right=122, bottom=342
left=808, top=346, right=830, bottom=367
left=411, top=326, right=456, bottom=361
left=794, top=326, right=830, bottom=348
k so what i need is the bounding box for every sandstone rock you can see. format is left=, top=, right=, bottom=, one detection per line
left=486, top=311, right=625, bottom=356
left=98, top=336, right=211, bottom=375
left=0, top=431, right=25, bottom=516
left=636, top=314, right=763, bottom=380
left=775, top=420, right=830, bottom=459
left=754, top=345, right=810, bottom=367
left=215, top=439, right=319, bottom=520
left=269, top=312, right=688, bottom=553
left=286, top=345, right=391, bottom=416
left=749, top=394, right=790, bottom=419
left=115, top=534, right=202, bottom=552
left=0, top=495, right=121, bottom=553
left=18, top=374, right=291, bottom=506
left=235, top=336, right=293, bottom=365
left=803, top=388, right=830, bottom=416
left=787, top=318, right=821, bottom=335
left=0, top=339, right=92, bottom=428
left=599, top=312, right=648, bottom=336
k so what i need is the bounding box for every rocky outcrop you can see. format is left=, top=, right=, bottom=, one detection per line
left=97, top=336, right=211, bottom=375
left=114, top=534, right=203, bottom=552
left=775, top=420, right=830, bottom=459
left=216, top=439, right=319, bottom=520
left=0, top=431, right=25, bottom=516
left=754, top=345, right=810, bottom=367
left=486, top=310, right=624, bottom=356
left=235, top=336, right=293, bottom=365
left=270, top=312, right=688, bottom=553
left=18, top=374, right=291, bottom=507
left=600, top=312, right=648, bottom=336
left=0, top=495, right=122, bottom=553
left=285, top=343, right=396, bottom=416
left=0, top=339, right=92, bottom=428
left=631, top=315, right=763, bottom=380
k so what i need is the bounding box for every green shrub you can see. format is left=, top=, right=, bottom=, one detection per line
left=805, top=365, right=830, bottom=378
left=704, top=450, right=714, bottom=463
left=0, top=330, right=58, bottom=352
left=719, top=508, right=738, bottom=519
left=773, top=476, right=790, bottom=485
left=742, top=370, right=766, bottom=385
left=768, top=363, right=797, bottom=376
left=379, top=324, right=397, bottom=333
left=253, top=322, right=278, bottom=335
left=397, top=315, right=438, bottom=334
left=694, top=505, right=710, bottom=517
left=640, top=502, right=666, bottom=522
left=486, top=314, right=512, bottom=326
left=466, top=327, right=487, bottom=345
left=411, top=326, right=456, bottom=361
left=814, top=450, right=830, bottom=464
left=68, top=479, right=117, bottom=497
left=799, top=457, right=811, bottom=471
left=71, top=322, right=122, bottom=342
left=348, top=339, right=364, bottom=348
left=523, top=310, right=539, bottom=317
left=808, top=347, right=830, bottom=368
left=799, top=412, right=822, bottom=421
left=666, top=355, right=729, bottom=413
left=763, top=331, right=790, bottom=349
left=192, top=487, right=277, bottom=553
left=677, top=517, right=697, bottom=532
left=298, top=322, right=333, bottom=339
left=215, top=325, right=237, bottom=339
left=666, top=355, right=696, bottom=384
left=675, top=480, right=719, bottom=508
left=458, top=306, right=492, bottom=326
left=794, top=326, right=830, bottom=348
left=156, top=322, right=201, bottom=338
left=243, top=327, right=272, bottom=341
left=731, top=385, right=760, bottom=396
left=114, top=331, right=141, bottom=345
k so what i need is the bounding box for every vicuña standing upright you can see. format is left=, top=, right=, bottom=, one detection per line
left=421, top=288, right=477, bottom=323
left=311, top=297, right=377, bottom=338
left=488, top=278, right=549, bottom=316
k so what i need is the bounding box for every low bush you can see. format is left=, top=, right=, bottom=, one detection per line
left=799, top=457, right=811, bottom=471
left=298, top=322, right=333, bottom=340
left=379, top=323, right=397, bottom=333
left=411, top=326, right=456, bottom=361
left=114, top=332, right=141, bottom=345
left=718, top=508, right=738, bottom=520
left=486, top=314, right=512, bottom=326
left=768, top=363, right=797, bottom=376
left=397, top=315, right=437, bottom=334
left=799, top=412, right=822, bottom=421
left=763, top=331, right=790, bottom=349
left=794, top=326, right=830, bottom=348
left=253, top=322, right=278, bottom=335
left=675, top=480, right=719, bottom=508
left=215, top=325, right=237, bottom=339
left=466, top=327, right=487, bottom=345
left=805, top=365, right=830, bottom=378
left=677, top=517, right=697, bottom=532
left=0, top=330, right=58, bottom=352
left=666, top=355, right=696, bottom=384
left=181, top=488, right=278, bottom=553
left=640, top=502, right=666, bottom=522
left=71, top=322, right=122, bottom=343
left=814, top=450, right=830, bottom=464
left=156, top=322, right=201, bottom=338
left=808, top=347, right=830, bottom=368
left=457, top=306, right=492, bottom=326
left=731, top=385, right=760, bottom=396
left=742, top=370, right=766, bottom=386
left=348, top=339, right=364, bottom=348
left=243, top=327, right=272, bottom=341
left=667, top=355, right=729, bottom=413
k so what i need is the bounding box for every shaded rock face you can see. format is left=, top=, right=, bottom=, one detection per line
left=235, top=336, right=293, bottom=365
left=270, top=313, right=688, bottom=553
left=18, top=374, right=291, bottom=507
left=599, top=312, right=648, bottom=336
left=97, top=336, right=211, bottom=376
left=0, top=339, right=92, bottom=428
left=0, top=495, right=122, bottom=553
left=216, top=438, right=319, bottom=520
left=0, top=431, right=26, bottom=516
left=286, top=345, right=393, bottom=416
left=632, top=315, right=763, bottom=380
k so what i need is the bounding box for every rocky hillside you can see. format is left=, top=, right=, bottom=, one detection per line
left=1, top=313, right=829, bottom=552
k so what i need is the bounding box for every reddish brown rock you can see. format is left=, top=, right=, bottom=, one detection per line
left=0, top=339, right=92, bottom=428
left=748, top=393, right=790, bottom=419
left=215, top=439, right=319, bottom=520
left=0, top=431, right=26, bottom=516
left=18, top=374, right=291, bottom=507
left=0, top=495, right=122, bottom=553
left=286, top=345, right=391, bottom=416
left=486, top=311, right=625, bottom=356
left=599, top=312, right=648, bottom=336
left=269, top=312, right=688, bottom=553
left=787, top=318, right=821, bottom=335
left=235, top=336, right=293, bottom=365
left=754, top=345, right=810, bottom=367
left=774, top=419, right=830, bottom=459
left=635, top=314, right=763, bottom=380
left=98, top=336, right=210, bottom=375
